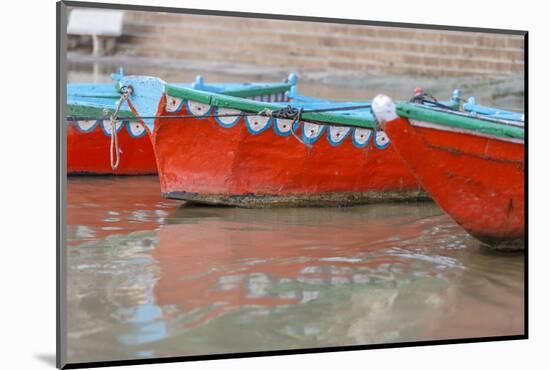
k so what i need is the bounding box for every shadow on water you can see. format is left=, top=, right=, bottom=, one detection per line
left=66, top=177, right=524, bottom=363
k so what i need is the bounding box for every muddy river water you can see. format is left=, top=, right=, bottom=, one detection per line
left=65, top=64, right=524, bottom=363
left=66, top=177, right=524, bottom=363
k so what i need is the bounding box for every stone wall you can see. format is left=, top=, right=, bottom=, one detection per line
left=110, top=11, right=524, bottom=78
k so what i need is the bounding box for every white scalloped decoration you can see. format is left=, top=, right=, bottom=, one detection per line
left=127, top=122, right=147, bottom=137
left=76, top=120, right=97, bottom=132
left=245, top=115, right=271, bottom=134
left=328, top=126, right=351, bottom=145
left=352, top=128, right=373, bottom=147
left=303, top=122, right=325, bottom=143
left=165, top=95, right=183, bottom=112
left=274, top=118, right=294, bottom=136
left=186, top=100, right=211, bottom=117
left=374, top=131, right=391, bottom=148
left=101, top=120, right=124, bottom=136
left=215, top=108, right=242, bottom=127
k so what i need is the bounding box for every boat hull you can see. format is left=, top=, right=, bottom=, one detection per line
left=67, top=120, right=157, bottom=175
left=381, top=116, right=524, bottom=248
left=135, top=96, right=425, bottom=207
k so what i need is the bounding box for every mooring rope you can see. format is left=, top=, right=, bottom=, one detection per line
left=289, top=107, right=312, bottom=148
left=108, top=87, right=131, bottom=170
left=409, top=92, right=459, bottom=112
left=67, top=102, right=377, bottom=151
left=109, top=113, right=120, bottom=170
left=66, top=104, right=373, bottom=123
left=409, top=91, right=524, bottom=128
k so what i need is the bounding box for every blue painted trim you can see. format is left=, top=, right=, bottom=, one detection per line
left=110, top=67, right=124, bottom=82
left=463, top=97, right=524, bottom=122
left=273, top=118, right=300, bottom=137
left=451, top=89, right=462, bottom=109
left=327, top=127, right=352, bottom=147
left=125, top=121, right=147, bottom=138
left=214, top=107, right=241, bottom=128
left=301, top=123, right=326, bottom=145
left=100, top=119, right=124, bottom=137
left=373, top=131, right=391, bottom=149
left=351, top=128, right=373, bottom=148
left=118, top=76, right=166, bottom=132
left=245, top=115, right=273, bottom=135
left=73, top=119, right=100, bottom=133
left=286, top=73, right=298, bottom=86
left=191, top=75, right=205, bottom=90
left=185, top=100, right=212, bottom=118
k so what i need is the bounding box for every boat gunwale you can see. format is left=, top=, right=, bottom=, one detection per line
left=164, top=84, right=378, bottom=129
left=66, top=101, right=135, bottom=119
left=396, top=102, right=525, bottom=141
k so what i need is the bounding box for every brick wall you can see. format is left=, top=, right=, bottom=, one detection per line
left=113, top=11, right=524, bottom=78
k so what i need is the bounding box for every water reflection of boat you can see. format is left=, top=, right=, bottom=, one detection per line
left=372, top=94, right=524, bottom=249
left=151, top=205, right=453, bottom=332
left=66, top=176, right=179, bottom=246
left=119, top=75, right=425, bottom=207
left=66, top=201, right=524, bottom=361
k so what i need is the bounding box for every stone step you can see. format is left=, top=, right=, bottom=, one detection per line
left=123, top=12, right=524, bottom=49
left=119, top=28, right=524, bottom=67
left=117, top=33, right=523, bottom=75
left=108, top=11, right=526, bottom=77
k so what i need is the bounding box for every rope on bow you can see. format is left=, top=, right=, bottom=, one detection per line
left=108, top=86, right=132, bottom=170
left=409, top=91, right=459, bottom=112
left=259, top=106, right=311, bottom=148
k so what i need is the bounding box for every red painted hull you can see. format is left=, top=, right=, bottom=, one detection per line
left=67, top=121, right=157, bottom=175
left=382, top=116, right=524, bottom=246
left=130, top=96, right=424, bottom=206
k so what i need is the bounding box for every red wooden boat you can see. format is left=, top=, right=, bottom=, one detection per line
left=119, top=75, right=425, bottom=207
left=66, top=77, right=294, bottom=175
left=372, top=94, right=525, bottom=248
left=67, top=83, right=155, bottom=175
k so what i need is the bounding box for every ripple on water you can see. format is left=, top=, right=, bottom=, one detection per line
left=66, top=178, right=524, bottom=363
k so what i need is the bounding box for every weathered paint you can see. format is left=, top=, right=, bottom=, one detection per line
left=396, top=102, right=524, bottom=140
left=164, top=84, right=378, bottom=129
left=463, top=97, right=524, bottom=122
left=124, top=86, right=424, bottom=207
left=67, top=120, right=158, bottom=175
left=373, top=95, right=525, bottom=248
left=163, top=190, right=428, bottom=208
left=67, top=75, right=298, bottom=175
left=66, top=95, right=157, bottom=175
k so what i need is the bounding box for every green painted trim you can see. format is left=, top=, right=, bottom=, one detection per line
left=396, top=102, right=524, bottom=140
left=165, top=85, right=376, bottom=128
left=165, top=83, right=292, bottom=101
left=211, top=93, right=282, bottom=111
left=70, top=92, right=122, bottom=99
left=165, top=85, right=213, bottom=104
left=225, top=84, right=293, bottom=97
left=66, top=103, right=135, bottom=119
